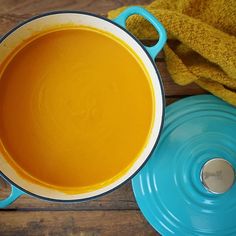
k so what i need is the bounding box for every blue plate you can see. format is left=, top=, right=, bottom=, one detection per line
left=132, top=95, right=236, bottom=236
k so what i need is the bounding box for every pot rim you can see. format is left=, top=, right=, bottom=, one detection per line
left=0, top=10, right=165, bottom=202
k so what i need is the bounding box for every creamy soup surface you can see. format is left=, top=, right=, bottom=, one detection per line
left=0, top=26, right=154, bottom=193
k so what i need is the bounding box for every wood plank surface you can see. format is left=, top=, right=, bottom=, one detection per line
left=0, top=211, right=157, bottom=236
left=0, top=0, right=152, bottom=35
left=0, top=179, right=138, bottom=211
left=0, top=0, right=207, bottom=235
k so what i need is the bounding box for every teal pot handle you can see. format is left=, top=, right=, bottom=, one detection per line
left=113, top=6, right=167, bottom=60
left=0, top=175, right=24, bottom=208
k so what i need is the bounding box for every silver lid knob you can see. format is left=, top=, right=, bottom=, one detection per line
left=201, top=158, right=235, bottom=194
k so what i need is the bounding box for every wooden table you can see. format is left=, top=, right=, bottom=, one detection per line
left=0, top=1, right=206, bottom=235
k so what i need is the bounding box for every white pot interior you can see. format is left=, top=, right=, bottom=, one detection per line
left=0, top=12, right=164, bottom=200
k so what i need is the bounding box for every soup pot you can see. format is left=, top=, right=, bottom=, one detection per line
left=0, top=6, right=166, bottom=208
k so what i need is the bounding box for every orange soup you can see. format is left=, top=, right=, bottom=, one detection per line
left=0, top=26, right=154, bottom=193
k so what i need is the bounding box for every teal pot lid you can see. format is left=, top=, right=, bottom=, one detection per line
left=132, top=95, right=236, bottom=236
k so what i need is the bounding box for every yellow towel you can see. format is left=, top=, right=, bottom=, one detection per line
left=108, top=0, right=236, bottom=106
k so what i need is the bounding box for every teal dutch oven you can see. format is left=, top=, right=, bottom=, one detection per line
left=0, top=7, right=167, bottom=207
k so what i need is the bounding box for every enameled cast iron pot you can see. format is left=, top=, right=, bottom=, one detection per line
left=0, top=7, right=167, bottom=208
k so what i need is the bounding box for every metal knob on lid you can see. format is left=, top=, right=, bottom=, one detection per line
left=201, top=158, right=235, bottom=194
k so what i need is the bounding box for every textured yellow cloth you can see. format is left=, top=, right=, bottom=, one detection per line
left=108, top=0, right=236, bottom=106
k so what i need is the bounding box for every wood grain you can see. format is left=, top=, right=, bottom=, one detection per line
left=0, top=0, right=152, bottom=35
left=0, top=180, right=138, bottom=211
left=0, top=211, right=158, bottom=236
